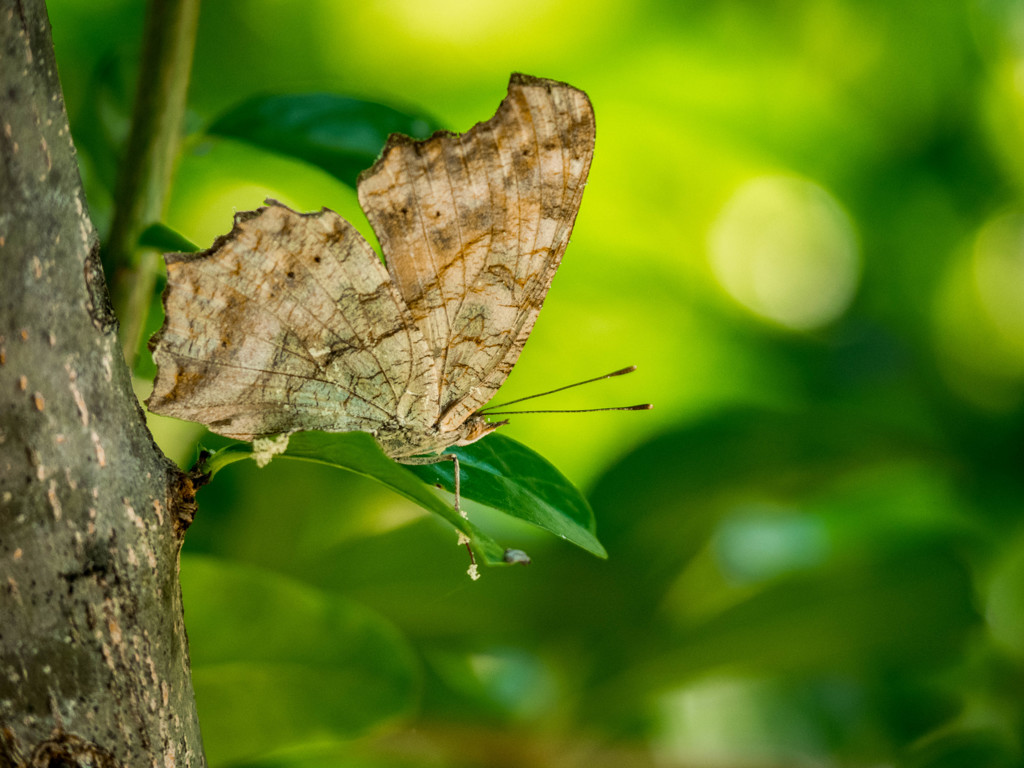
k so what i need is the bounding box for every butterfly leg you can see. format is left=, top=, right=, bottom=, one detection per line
left=397, top=453, right=463, bottom=517
left=397, top=453, right=479, bottom=579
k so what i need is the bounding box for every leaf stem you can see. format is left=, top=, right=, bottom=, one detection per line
left=106, top=0, right=201, bottom=364
left=198, top=443, right=252, bottom=478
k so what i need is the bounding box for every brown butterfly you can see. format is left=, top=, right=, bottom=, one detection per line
left=148, top=74, right=599, bottom=521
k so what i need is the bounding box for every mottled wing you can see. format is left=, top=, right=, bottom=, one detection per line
left=357, top=73, right=595, bottom=432
left=148, top=201, right=439, bottom=440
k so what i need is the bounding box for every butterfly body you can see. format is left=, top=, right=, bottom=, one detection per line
left=148, top=74, right=595, bottom=464
left=372, top=413, right=504, bottom=460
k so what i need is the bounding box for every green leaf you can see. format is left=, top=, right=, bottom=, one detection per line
left=129, top=225, right=197, bottom=379
left=130, top=269, right=166, bottom=381
left=206, top=93, right=441, bottom=188
left=180, top=555, right=418, bottom=766
left=406, top=433, right=607, bottom=558
left=138, top=221, right=199, bottom=254
left=199, top=431, right=508, bottom=566
left=199, top=431, right=605, bottom=563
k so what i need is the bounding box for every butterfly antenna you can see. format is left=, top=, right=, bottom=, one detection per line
left=479, top=365, right=642, bottom=412
left=483, top=404, right=653, bottom=415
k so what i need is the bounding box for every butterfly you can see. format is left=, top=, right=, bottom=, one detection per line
left=147, top=73, right=596, bottom=523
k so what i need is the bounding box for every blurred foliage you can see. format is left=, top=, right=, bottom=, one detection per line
left=48, top=0, right=1024, bottom=765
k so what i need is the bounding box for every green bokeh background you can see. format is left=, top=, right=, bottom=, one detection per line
left=49, top=0, right=1024, bottom=766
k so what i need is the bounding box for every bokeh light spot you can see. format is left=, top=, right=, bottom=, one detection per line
left=973, top=210, right=1024, bottom=355
left=657, top=678, right=821, bottom=765
left=709, top=175, right=860, bottom=330
left=354, top=0, right=555, bottom=48
left=715, top=506, right=829, bottom=584
left=987, top=537, right=1024, bottom=658
left=933, top=209, right=1024, bottom=409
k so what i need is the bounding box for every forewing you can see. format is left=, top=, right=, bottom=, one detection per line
left=148, top=200, right=439, bottom=440
left=357, top=74, right=595, bottom=431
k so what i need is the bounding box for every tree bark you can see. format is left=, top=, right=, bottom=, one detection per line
left=0, top=1, right=205, bottom=765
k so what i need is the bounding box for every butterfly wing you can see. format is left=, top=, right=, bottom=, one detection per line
left=357, top=73, right=595, bottom=432
left=148, top=200, right=439, bottom=441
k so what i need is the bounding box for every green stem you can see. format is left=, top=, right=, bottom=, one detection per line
left=198, top=443, right=253, bottom=478
left=107, top=0, right=201, bottom=365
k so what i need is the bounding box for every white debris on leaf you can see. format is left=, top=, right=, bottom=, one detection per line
left=456, top=531, right=480, bottom=579
left=251, top=434, right=290, bottom=468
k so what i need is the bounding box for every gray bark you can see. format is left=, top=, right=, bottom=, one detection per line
left=0, top=1, right=205, bottom=765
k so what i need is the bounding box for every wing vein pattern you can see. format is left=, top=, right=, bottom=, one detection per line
left=148, top=74, right=594, bottom=456
left=149, top=203, right=438, bottom=440
left=358, top=73, right=595, bottom=433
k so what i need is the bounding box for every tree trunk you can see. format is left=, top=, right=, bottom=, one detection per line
left=0, top=1, right=205, bottom=765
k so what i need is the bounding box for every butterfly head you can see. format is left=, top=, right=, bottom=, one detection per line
left=454, top=414, right=508, bottom=448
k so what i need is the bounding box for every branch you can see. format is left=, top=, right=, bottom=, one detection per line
left=0, top=0, right=205, bottom=764
left=105, top=0, right=201, bottom=363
